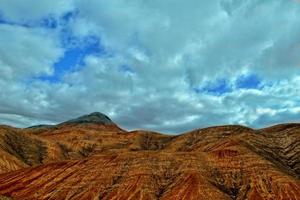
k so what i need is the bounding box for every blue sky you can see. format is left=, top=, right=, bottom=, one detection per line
left=38, top=35, right=104, bottom=82
left=0, top=0, right=300, bottom=133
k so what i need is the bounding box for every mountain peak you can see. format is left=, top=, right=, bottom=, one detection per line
left=60, top=112, right=114, bottom=126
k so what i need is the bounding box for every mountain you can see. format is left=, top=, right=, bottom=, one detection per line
left=59, top=112, right=114, bottom=126
left=0, top=113, right=299, bottom=200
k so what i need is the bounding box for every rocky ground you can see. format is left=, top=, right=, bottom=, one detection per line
left=0, top=112, right=299, bottom=200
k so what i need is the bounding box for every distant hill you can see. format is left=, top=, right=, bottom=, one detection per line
left=0, top=112, right=299, bottom=200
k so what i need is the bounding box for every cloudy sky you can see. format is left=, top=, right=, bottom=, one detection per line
left=0, top=0, right=300, bottom=133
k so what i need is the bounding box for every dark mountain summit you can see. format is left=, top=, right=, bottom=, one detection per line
left=27, top=112, right=114, bottom=129
left=60, top=112, right=114, bottom=126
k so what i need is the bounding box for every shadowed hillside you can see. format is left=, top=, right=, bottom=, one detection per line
left=0, top=112, right=299, bottom=200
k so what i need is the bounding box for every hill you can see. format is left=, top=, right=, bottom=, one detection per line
left=0, top=113, right=299, bottom=200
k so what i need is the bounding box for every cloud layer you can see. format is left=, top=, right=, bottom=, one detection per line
left=0, top=0, right=300, bottom=133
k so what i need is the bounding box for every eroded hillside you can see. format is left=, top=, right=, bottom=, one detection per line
left=0, top=113, right=299, bottom=200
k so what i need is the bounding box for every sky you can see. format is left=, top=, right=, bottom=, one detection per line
left=0, top=0, right=300, bottom=133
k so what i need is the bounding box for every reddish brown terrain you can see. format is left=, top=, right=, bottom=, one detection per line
left=0, top=112, right=299, bottom=200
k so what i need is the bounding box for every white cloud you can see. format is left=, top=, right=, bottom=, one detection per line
left=0, top=24, right=64, bottom=80
left=0, top=0, right=73, bottom=22
left=0, top=0, right=300, bottom=133
left=69, top=0, right=300, bottom=84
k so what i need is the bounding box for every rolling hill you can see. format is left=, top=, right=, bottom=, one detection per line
left=0, top=112, right=299, bottom=200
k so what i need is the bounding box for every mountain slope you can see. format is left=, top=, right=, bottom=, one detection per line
left=0, top=113, right=299, bottom=200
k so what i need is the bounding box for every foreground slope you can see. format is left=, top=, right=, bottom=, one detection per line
left=0, top=113, right=299, bottom=200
